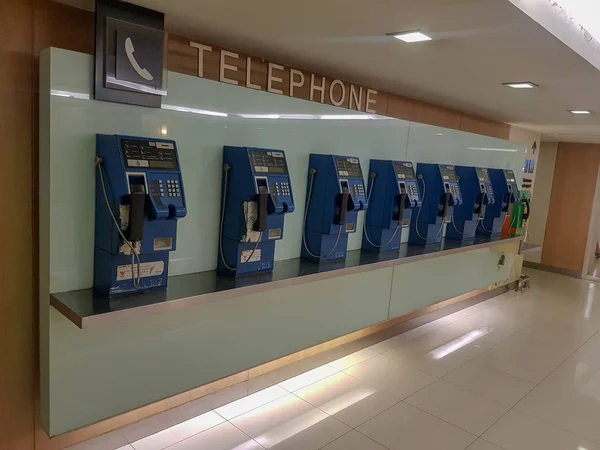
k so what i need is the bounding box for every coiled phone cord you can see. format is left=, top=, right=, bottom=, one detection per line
left=96, top=158, right=142, bottom=289
left=362, top=172, right=401, bottom=248
left=219, top=164, right=262, bottom=272
left=302, top=169, right=343, bottom=259
left=413, top=175, right=444, bottom=242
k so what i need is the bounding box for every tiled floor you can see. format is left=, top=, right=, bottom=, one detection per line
left=69, top=268, right=600, bottom=450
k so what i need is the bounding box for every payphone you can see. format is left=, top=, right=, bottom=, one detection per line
left=447, top=166, right=494, bottom=241
left=409, top=163, right=463, bottom=246
left=94, top=135, right=187, bottom=297
left=302, top=154, right=368, bottom=262
left=362, top=160, right=421, bottom=253
left=479, top=168, right=519, bottom=236
left=218, top=146, right=295, bottom=276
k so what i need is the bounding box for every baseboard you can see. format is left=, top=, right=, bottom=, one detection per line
left=39, top=280, right=518, bottom=449
left=523, top=261, right=582, bottom=278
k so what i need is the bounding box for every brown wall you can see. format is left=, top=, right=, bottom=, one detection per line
left=0, top=1, right=512, bottom=448
left=1, top=1, right=93, bottom=449
left=541, top=143, right=600, bottom=273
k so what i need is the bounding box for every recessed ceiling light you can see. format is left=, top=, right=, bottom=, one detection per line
left=503, top=82, right=538, bottom=89
left=390, top=31, right=432, bottom=43
left=569, top=110, right=592, bottom=115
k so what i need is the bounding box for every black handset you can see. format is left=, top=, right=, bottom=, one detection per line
left=254, top=184, right=269, bottom=232
left=335, top=183, right=350, bottom=225
left=393, top=192, right=408, bottom=224
left=523, top=198, right=531, bottom=220
left=475, top=192, right=488, bottom=218
left=127, top=183, right=146, bottom=242
left=439, top=192, right=451, bottom=218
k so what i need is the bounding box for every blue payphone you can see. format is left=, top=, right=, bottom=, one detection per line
left=302, top=154, right=368, bottom=262
left=447, top=167, right=494, bottom=241
left=218, top=146, right=295, bottom=276
left=94, top=135, right=187, bottom=297
left=479, top=168, right=519, bottom=236
left=362, top=160, right=422, bottom=253
left=409, top=163, right=463, bottom=246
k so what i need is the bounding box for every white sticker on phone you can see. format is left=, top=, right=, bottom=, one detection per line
left=241, top=249, right=261, bottom=263
left=116, top=261, right=164, bottom=281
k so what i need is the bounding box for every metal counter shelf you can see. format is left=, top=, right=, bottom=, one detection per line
left=51, top=235, right=523, bottom=328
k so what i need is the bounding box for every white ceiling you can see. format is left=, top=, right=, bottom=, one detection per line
left=59, top=0, right=600, bottom=142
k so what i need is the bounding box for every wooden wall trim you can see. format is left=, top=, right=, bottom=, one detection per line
left=541, top=142, right=600, bottom=272
left=167, top=32, right=510, bottom=139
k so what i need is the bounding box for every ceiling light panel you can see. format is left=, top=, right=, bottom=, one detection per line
left=569, top=110, right=592, bottom=114
left=391, top=31, right=432, bottom=43
left=503, top=82, right=538, bottom=89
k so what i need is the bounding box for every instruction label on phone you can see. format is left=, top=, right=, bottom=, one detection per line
left=116, top=261, right=164, bottom=281
left=241, top=249, right=261, bottom=264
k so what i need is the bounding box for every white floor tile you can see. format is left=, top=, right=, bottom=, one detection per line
left=329, top=348, right=378, bottom=370
left=514, top=354, right=600, bottom=443
left=294, top=372, right=399, bottom=428
left=466, top=439, right=503, bottom=450
left=384, top=319, right=504, bottom=377
left=320, top=430, right=388, bottom=450
left=130, top=411, right=224, bottom=450
left=230, top=394, right=349, bottom=449
left=474, top=329, right=576, bottom=384
left=406, top=379, right=509, bottom=436
left=277, top=365, right=339, bottom=392
left=483, top=409, right=600, bottom=450
left=122, top=383, right=247, bottom=442
left=215, top=385, right=288, bottom=420
left=358, top=402, right=477, bottom=450
left=444, top=358, right=535, bottom=406
left=368, top=321, right=444, bottom=354
left=166, top=422, right=263, bottom=450
left=343, top=354, right=437, bottom=399
left=269, top=416, right=350, bottom=450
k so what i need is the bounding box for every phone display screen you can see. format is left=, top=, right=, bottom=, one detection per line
left=393, top=162, right=416, bottom=180
left=335, top=157, right=363, bottom=178
left=250, top=150, right=288, bottom=174
left=476, top=168, right=490, bottom=182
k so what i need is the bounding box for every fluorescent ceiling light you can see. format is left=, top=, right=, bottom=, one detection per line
left=468, top=147, right=518, bottom=153
left=239, top=114, right=281, bottom=119
left=569, top=110, right=592, bottom=114
left=279, top=114, right=318, bottom=120
left=503, top=82, right=538, bottom=89
left=319, top=114, right=372, bottom=120
left=162, top=104, right=228, bottom=117
left=391, top=31, right=432, bottom=43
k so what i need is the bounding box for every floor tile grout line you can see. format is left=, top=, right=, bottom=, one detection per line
left=475, top=308, right=600, bottom=447
left=225, top=418, right=267, bottom=450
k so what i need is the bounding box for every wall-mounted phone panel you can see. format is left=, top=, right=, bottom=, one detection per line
left=362, top=160, right=421, bottom=253
left=94, top=135, right=187, bottom=296
left=479, top=168, right=519, bottom=236
left=219, top=146, right=294, bottom=276
left=409, top=163, right=463, bottom=246
left=302, top=154, right=368, bottom=262
left=447, top=166, right=494, bottom=241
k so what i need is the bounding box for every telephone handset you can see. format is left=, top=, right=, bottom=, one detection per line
left=393, top=192, right=408, bottom=224
left=335, top=181, right=355, bottom=225
left=439, top=192, right=452, bottom=218
left=475, top=192, right=488, bottom=218
left=523, top=198, right=531, bottom=221
left=127, top=183, right=146, bottom=242
left=125, top=37, right=154, bottom=82
left=253, top=181, right=269, bottom=232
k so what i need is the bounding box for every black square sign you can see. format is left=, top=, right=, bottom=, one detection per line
left=115, top=26, right=163, bottom=88
left=94, top=0, right=165, bottom=108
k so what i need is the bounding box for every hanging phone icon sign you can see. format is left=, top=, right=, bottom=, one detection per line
left=125, top=37, right=154, bottom=81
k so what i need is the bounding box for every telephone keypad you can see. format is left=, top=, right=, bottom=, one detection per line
left=271, top=181, right=291, bottom=197
left=166, top=179, right=181, bottom=197
left=351, top=184, right=365, bottom=198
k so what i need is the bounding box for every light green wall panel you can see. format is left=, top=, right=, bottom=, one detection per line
left=389, top=246, right=514, bottom=318
left=40, top=48, right=525, bottom=436
left=48, top=268, right=392, bottom=435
